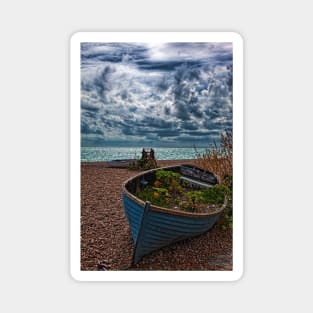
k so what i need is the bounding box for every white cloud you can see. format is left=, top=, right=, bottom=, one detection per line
left=81, top=43, right=233, bottom=146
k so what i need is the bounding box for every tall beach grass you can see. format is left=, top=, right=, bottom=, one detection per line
left=194, top=131, right=233, bottom=185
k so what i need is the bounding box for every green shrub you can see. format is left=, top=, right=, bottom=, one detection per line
left=155, top=169, right=181, bottom=187
left=135, top=174, right=229, bottom=214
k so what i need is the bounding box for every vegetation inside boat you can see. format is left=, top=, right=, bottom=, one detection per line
left=127, top=166, right=229, bottom=214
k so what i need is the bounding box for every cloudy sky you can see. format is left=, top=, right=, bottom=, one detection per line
left=81, top=42, right=232, bottom=147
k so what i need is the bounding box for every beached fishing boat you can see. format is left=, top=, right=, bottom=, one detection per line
left=122, top=164, right=227, bottom=264
left=106, top=159, right=137, bottom=168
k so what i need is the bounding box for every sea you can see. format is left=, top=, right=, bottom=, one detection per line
left=81, top=147, right=208, bottom=162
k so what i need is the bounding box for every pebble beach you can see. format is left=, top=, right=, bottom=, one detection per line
left=81, top=160, right=233, bottom=271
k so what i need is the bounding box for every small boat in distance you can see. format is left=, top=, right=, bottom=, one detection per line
left=106, top=159, right=137, bottom=168
left=122, top=164, right=227, bottom=264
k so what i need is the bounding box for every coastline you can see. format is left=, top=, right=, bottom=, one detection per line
left=81, top=159, right=232, bottom=270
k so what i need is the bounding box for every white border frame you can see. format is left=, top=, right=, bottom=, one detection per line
left=70, top=32, right=243, bottom=281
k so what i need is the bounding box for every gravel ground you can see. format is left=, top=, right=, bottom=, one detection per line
left=81, top=160, right=232, bottom=271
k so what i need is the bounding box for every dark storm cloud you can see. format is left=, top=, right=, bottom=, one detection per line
left=135, top=59, right=201, bottom=71
left=155, top=129, right=180, bottom=137
left=93, top=65, right=116, bottom=99
left=157, top=75, right=171, bottom=91
left=214, top=52, right=233, bottom=63
left=80, top=42, right=233, bottom=146
left=117, top=115, right=179, bottom=139
left=120, top=124, right=177, bottom=138
left=164, top=106, right=171, bottom=115
left=180, top=121, right=199, bottom=130
left=172, top=64, right=206, bottom=120
left=119, top=89, right=128, bottom=100
left=81, top=43, right=148, bottom=67
left=81, top=110, right=97, bottom=118
left=81, top=100, right=101, bottom=111
left=81, top=121, right=103, bottom=135
left=143, top=117, right=175, bottom=129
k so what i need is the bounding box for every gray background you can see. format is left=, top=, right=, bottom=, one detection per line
left=0, top=0, right=312, bottom=312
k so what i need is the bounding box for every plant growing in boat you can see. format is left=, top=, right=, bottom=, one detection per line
left=155, top=169, right=181, bottom=186
left=135, top=169, right=229, bottom=213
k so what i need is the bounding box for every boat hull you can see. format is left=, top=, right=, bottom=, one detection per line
left=122, top=165, right=226, bottom=264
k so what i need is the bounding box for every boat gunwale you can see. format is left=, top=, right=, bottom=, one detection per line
left=122, top=164, right=228, bottom=218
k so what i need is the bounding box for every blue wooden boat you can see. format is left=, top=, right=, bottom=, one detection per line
left=122, top=164, right=227, bottom=264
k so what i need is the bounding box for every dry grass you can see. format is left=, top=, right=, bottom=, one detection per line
left=194, top=132, right=233, bottom=184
